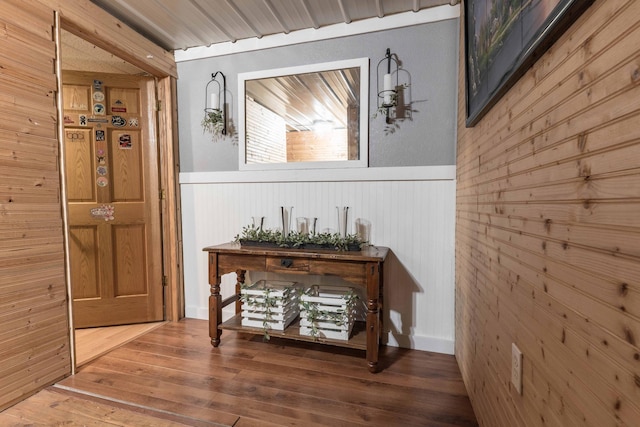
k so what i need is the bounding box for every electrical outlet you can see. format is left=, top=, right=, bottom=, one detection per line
left=511, top=343, right=523, bottom=394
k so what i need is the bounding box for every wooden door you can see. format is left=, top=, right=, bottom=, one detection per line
left=62, top=72, right=163, bottom=328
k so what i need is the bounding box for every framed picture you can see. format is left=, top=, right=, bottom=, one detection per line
left=464, top=0, right=594, bottom=126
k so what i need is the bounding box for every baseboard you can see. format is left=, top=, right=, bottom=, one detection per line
left=385, top=331, right=455, bottom=355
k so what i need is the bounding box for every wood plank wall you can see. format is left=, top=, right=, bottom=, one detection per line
left=0, top=0, right=178, bottom=411
left=0, top=0, right=71, bottom=410
left=455, top=0, right=640, bottom=426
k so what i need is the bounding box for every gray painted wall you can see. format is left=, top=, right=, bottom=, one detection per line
left=177, top=19, right=459, bottom=172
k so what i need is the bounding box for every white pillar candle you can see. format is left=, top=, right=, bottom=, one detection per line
left=210, top=93, right=219, bottom=110
left=383, top=73, right=392, bottom=105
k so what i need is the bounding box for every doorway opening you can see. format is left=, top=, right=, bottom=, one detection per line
left=59, top=29, right=167, bottom=367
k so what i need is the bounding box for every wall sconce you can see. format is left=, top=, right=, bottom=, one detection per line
left=204, top=71, right=226, bottom=136
left=376, top=48, right=398, bottom=124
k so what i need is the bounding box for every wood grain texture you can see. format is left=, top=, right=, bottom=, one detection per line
left=37, top=0, right=177, bottom=77
left=1, top=0, right=182, bottom=411
left=0, top=0, right=71, bottom=412
left=456, top=0, right=640, bottom=426
left=0, top=388, right=216, bottom=427
left=40, top=318, right=477, bottom=426
left=74, top=322, right=166, bottom=366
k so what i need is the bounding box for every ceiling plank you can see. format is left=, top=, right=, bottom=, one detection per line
left=301, top=0, right=320, bottom=29
left=225, top=0, right=263, bottom=39
left=263, top=0, right=290, bottom=34
left=337, top=0, right=351, bottom=24
left=188, top=0, right=237, bottom=44
left=376, top=0, right=384, bottom=18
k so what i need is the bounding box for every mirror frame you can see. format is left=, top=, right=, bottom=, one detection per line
left=238, top=57, right=369, bottom=171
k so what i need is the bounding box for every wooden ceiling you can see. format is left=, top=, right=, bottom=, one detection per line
left=89, top=0, right=456, bottom=51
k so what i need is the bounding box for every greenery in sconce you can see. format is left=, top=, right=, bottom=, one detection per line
left=234, top=223, right=366, bottom=251
left=372, top=83, right=417, bottom=136
left=201, top=109, right=225, bottom=141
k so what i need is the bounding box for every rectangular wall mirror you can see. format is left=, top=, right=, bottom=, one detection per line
left=238, top=58, right=369, bottom=170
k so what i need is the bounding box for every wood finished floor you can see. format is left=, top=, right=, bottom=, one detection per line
left=75, top=321, right=167, bottom=366
left=1, top=319, right=478, bottom=426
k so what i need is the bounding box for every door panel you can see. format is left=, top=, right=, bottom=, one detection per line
left=64, top=128, right=95, bottom=201
left=113, top=224, right=147, bottom=296
left=110, top=129, right=143, bottom=200
left=69, top=226, right=100, bottom=299
left=63, top=72, right=163, bottom=328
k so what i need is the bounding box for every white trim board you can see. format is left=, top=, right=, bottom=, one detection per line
left=174, top=5, right=460, bottom=62
left=180, top=165, right=456, bottom=184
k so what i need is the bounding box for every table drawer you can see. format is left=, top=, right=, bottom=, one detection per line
left=217, top=254, right=266, bottom=273
left=309, top=260, right=366, bottom=286
left=266, top=256, right=310, bottom=273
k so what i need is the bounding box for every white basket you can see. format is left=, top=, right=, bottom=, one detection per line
left=299, top=317, right=353, bottom=332
left=240, top=280, right=301, bottom=331
left=242, top=304, right=299, bottom=321
left=300, top=324, right=353, bottom=340
left=243, top=296, right=299, bottom=314
left=241, top=280, right=300, bottom=298
left=299, top=285, right=358, bottom=340
left=241, top=309, right=298, bottom=330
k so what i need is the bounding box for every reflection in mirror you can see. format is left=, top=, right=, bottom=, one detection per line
left=239, top=58, right=369, bottom=170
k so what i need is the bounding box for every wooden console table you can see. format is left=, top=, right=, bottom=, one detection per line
left=203, top=242, right=388, bottom=372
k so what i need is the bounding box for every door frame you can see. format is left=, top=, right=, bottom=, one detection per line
left=52, top=9, right=183, bottom=371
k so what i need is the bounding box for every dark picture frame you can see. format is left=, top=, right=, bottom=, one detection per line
left=464, top=0, right=594, bottom=127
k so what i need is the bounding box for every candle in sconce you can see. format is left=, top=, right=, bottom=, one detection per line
left=383, top=73, right=392, bottom=105
left=210, top=93, right=219, bottom=110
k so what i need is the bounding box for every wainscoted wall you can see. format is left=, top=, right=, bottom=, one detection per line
left=180, top=166, right=456, bottom=354
left=456, top=0, right=640, bottom=425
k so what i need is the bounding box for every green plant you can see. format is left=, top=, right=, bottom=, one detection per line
left=234, top=223, right=281, bottom=243
left=234, top=224, right=365, bottom=251
left=372, top=83, right=418, bottom=136
left=201, top=109, right=224, bottom=141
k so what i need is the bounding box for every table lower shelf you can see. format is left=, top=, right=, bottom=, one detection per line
left=220, top=314, right=367, bottom=350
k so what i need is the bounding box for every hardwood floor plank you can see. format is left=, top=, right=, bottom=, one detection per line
left=6, top=318, right=477, bottom=426
left=75, top=321, right=166, bottom=366
left=58, top=374, right=241, bottom=426
left=0, top=388, right=224, bottom=426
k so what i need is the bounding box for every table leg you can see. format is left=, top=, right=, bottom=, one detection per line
left=209, top=279, right=222, bottom=347
left=236, top=269, right=245, bottom=314
left=366, top=262, right=380, bottom=373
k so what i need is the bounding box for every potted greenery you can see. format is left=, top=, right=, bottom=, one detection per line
left=234, top=224, right=366, bottom=251
left=201, top=109, right=225, bottom=141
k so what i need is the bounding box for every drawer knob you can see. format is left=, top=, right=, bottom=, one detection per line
left=280, top=258, right=293, bottom=268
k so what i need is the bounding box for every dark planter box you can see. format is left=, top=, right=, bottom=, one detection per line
left=239, top=240, right=361, bottom=251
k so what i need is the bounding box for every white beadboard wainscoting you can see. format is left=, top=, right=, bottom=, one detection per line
left=180, top=165, right=456, bottom=354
